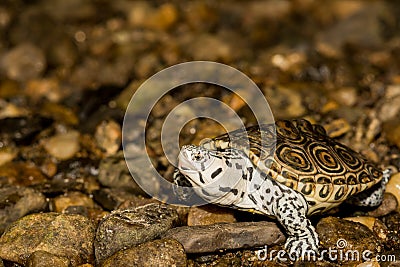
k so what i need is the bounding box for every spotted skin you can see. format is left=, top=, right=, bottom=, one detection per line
left=175, top=119, right=391, bottom=259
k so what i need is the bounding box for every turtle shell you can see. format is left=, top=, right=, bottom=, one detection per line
left=202, top=119, right=383, bottom=215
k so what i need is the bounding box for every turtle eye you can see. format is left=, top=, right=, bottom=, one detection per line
left=193, top=152, right=203, bottom=161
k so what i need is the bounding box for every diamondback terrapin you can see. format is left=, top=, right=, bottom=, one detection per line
left=175, top=119, right=391, bottom=258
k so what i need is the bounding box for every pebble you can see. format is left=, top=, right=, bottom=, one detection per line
left=162, top=221, right=285, bottom=254
left=51, top=191, right=96, bottom=213
left=182, top=34, right=233, bottom=61
left=0, top=146, right=17, bottom=166
left=384, top=172, right=400, bottom=211
left=92, top=188, right=141, bottom=211
left=97, top=151, right=145, bottom=194
left=128, top=2, right=178, bottom=31
left=39, top=157, right=99, bottom=194
left=263, top=86, right=306, bottom=119
left=25, top=78, right=62, bottom=103
left=0, top=162, right=48, bottom=187
left=383, top=121, right=400, bottom=150
left=187, top=205, right=236, bottom=226
left=379, top=95, right=400, bottom=122
left=0, top=213, right=95, bottom=266
left=0, top=186, right=46, bottom=233
left=100, top=239, right=186, bottom=267
left=316, top=217, right=382, bottom=261
left=323, top=118, right=351, bottom=138
left=330, top=87, right=358, bottom=106
left=0, top=43, right=46, bottom=81
left=94, top=204, right=179, bottom=264
left=43, top=130, right=80, bottom=160
left=40, top=102, right=79, bottom=125
left=26, top=250, right=70, bottom=267
left=94, top=120, right=121, bottom=156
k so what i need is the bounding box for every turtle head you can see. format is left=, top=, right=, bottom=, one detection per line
left=178, top=145, right=249, bottom=204
left=178, top=145, right=217, bottom=186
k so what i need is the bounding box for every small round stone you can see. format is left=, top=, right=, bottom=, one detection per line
left=43, top=131, right=80, bottom=160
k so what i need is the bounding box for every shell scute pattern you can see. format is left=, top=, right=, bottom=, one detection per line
left=208, top=119, right=383, bottom=215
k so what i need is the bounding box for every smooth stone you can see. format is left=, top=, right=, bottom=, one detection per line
left=0, top=213, right=95, bottom=266
left=43, top=131, right=80, bottom=160
left=0, top=186, right=46, bottom=234
left=94, top=204, right=179, bottom=264
left=162, top=221, right=285, bottom=254
left=100, top=239, right=186, bottom=267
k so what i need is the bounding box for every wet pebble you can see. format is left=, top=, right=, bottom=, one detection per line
left=0, top=162, right=48, bottom=187
left=94, top=120, right=121, bottom=156
left=51, top=191, right=96, bottom=213
left=0, top=186, right=46, bottom=233
left=94, top=204, right=179, bottom=264
left=0, top=146, right=17, bottom=167
left=187, top=205, right=236, bottom=226
left=383, top=121, right=400, bottom=150
left=162, top=221, right=285, bottom=254
left=316, top=217, right=382, bottom=261
left=100, top=238, right=186, bottom=267
left=25, top=78, right=63, bottom=103
left=92, top=188, right=141, bottom=210
left=97, top=151, right=145, bottom=194
left=0, top=43, right=46, bottom=81
left=0, top=213, right=95, bottom=266
left=263, top=86, right=306, bottom=119
left=42, top=130, right=80, bottom=160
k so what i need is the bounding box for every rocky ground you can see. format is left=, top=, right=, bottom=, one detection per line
left=0, top=0, right=400, bottom=266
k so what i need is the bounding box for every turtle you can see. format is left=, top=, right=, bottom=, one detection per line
left=174, top=119, right=391, bottom=259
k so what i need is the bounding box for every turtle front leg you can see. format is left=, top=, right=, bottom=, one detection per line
left=254, top=180, right=319, bottom=260
left=274, top=194, right=319, bottom=259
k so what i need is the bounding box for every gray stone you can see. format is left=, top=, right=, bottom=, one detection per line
left=163, top=221, right=285, bottom=253
left=94, top=203, right=179, bottom=264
